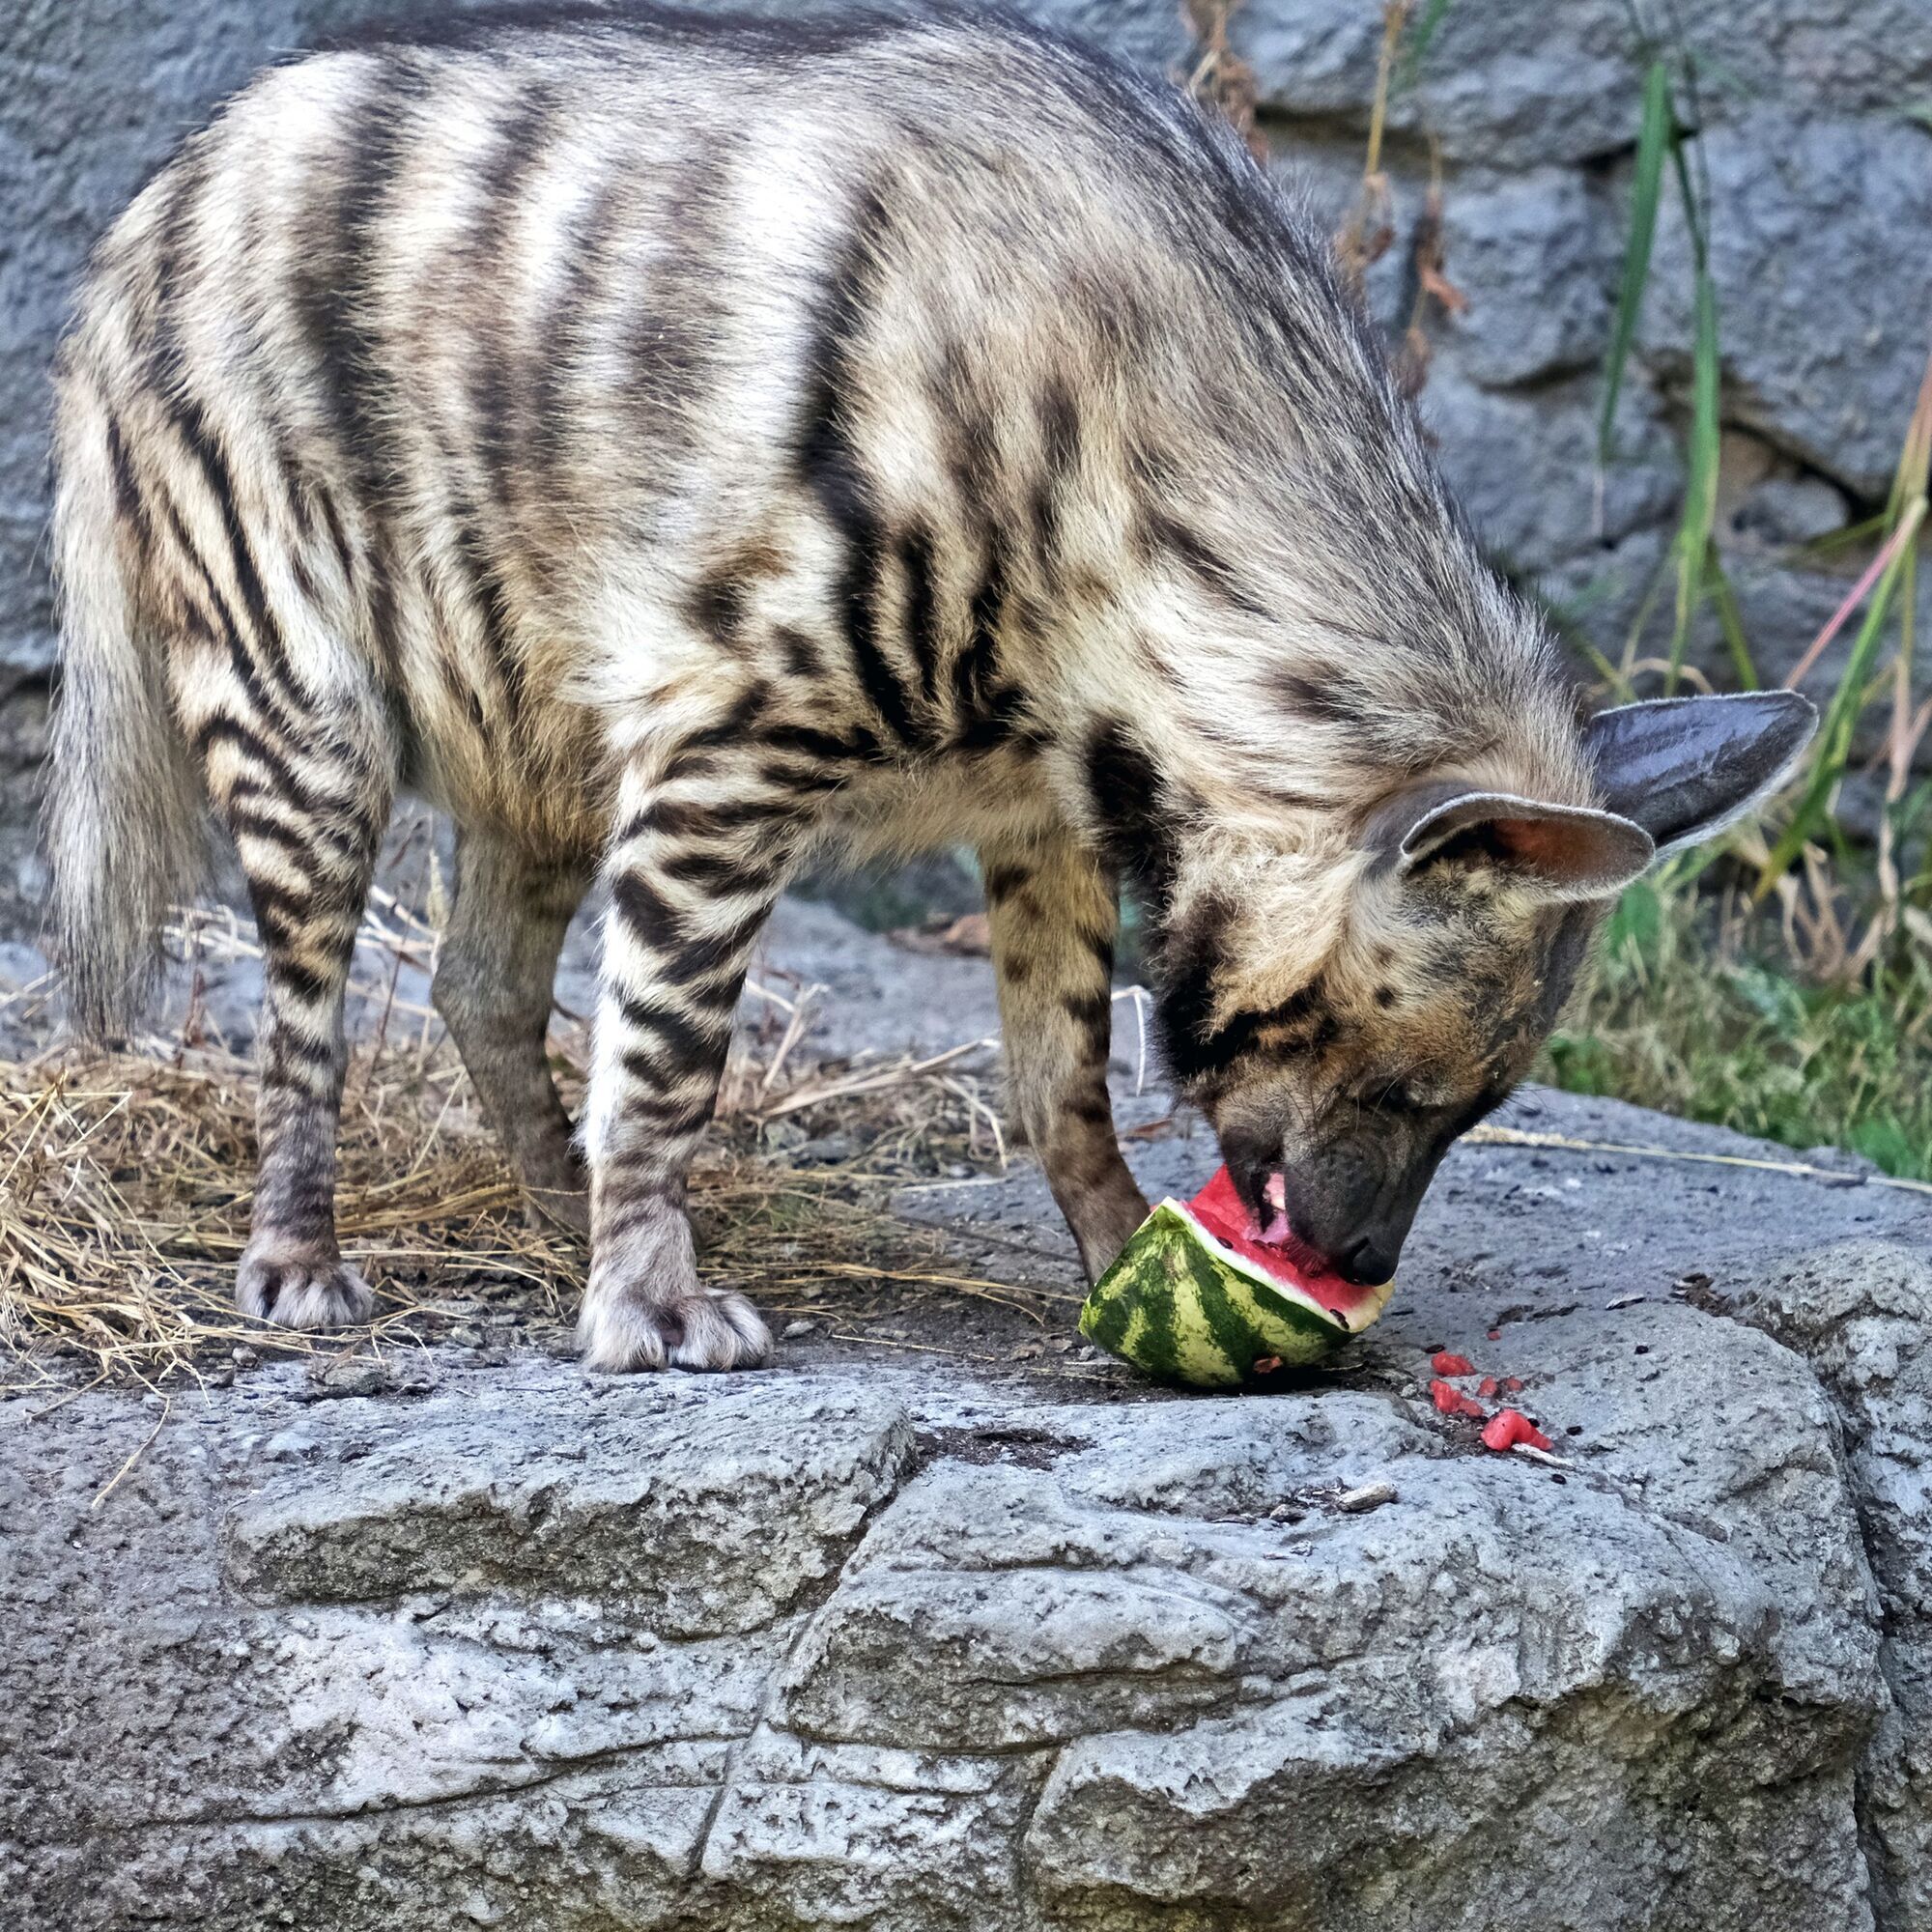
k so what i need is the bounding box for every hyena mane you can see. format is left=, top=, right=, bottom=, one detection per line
left=43, top=1, right=1812, bottom=1364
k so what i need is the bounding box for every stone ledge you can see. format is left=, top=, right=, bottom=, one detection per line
left=5, top=1264, right=1928, bottom=1930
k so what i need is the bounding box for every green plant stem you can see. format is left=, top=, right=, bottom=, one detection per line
left=1759, top=495, right=1929, bottom=893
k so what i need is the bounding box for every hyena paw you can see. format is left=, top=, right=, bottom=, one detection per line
left=577, top=1282, right=772, bottom=1374
left=1073, top=1183, right=1155, bottom=1284
left=236, top=1245, right=375, bottom=1331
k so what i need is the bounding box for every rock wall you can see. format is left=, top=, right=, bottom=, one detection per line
left=3, top=0, right=1927, bottom=918
left=1233, top=0, right=1932, bottom=819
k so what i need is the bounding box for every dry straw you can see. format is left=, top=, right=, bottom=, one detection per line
left=0, top=903, right=1049, bottom=1396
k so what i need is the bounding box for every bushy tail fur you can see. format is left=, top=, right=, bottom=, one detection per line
left=43, top=384, right=208, bottom=1037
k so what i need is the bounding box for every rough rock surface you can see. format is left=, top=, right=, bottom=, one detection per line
left=1640, top=110, right=1932, bottom=502
left=0, top=1321, right=1902, bottom=1932
left=1713, top=1243, right=1932, bottom=1932
left=6, top=905, right=1932, bottom=1929
left=1242, top=0, right=1932, bottom=713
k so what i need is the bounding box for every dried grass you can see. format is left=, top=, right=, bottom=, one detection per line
left=0, top=907, right=1065, bottom=1397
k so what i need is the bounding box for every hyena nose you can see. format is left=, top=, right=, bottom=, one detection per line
left=1337, top=1235, right=1399, bottom=1287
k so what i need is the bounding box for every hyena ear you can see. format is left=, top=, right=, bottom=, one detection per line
left=1584, top=691, right=1818, bottom=859
left=1373, top=784, right=1656, bottom=903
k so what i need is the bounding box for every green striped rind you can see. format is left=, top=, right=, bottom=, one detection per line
left=1078, top=1201, right=1396, bottom=1389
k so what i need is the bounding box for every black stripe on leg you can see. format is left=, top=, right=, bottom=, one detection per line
left=1064, top=989, right=1115, bottom=1060
left=164, top=395, right=321, bottom=718
left=265, top=956, right=335, bottom=1011
left=250, top=862, right=364, bottom=932
left=199, top=720, right=379, bottom=849
left=160, top=497, right=315, bottom=750
left=980, top=862, right=1033, bottom=903
left=611, top=870, right=679, bottom=949
left=618, top=795, right=799, bottom=843
left=617, top=993, right=726, bottom=1070
left=229, top=810, right=327, bottom=870
left=658, top=847, right=785, bottom=895
left=611, top=874, right=772, bottom=987
left=660, top=905, right=771, bottom=986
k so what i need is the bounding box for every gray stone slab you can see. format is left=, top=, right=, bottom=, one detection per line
left=3, top=1285, right=1921, bottom=1929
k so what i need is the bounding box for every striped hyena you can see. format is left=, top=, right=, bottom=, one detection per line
left=45, top=4, right=1813, bottom=1372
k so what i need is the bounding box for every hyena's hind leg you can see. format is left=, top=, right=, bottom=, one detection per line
left=432, top=830, right=590, bottom=1236
left=983, top=831, right=1150, bottom=1282
left=202, top=696, right=394, bottom=1331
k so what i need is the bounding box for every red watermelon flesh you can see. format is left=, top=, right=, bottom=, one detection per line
left=1481, top=1408, right=1552, bottom=1454
left=1187, top=1164, right=1392, bottom=1330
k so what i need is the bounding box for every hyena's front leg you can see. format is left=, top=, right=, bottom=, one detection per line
left=433, top=830, right=591, bottom=1236
left=983, top=832, right=1151, bottom=1282
left=577, top=754, right=810, bottom=1373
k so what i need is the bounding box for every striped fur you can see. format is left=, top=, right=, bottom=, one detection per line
left=45, top=5, right=1791, bottom=1369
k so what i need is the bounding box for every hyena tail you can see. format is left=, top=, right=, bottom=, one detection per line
left=43, top=391, right=208, bottom=1038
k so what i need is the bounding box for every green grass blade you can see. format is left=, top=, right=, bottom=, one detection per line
left=1707, top=551, right=1757, bottom=689
left=1666, top=267, right=1723, bottom=692
left=1759, top=495, right=1928, bottom=890
left=1394, top=0, right=1455, bottom=95
left=1578, top=637, right=1637, bottom=698
left=1598, top=60, right=1672, bottom=463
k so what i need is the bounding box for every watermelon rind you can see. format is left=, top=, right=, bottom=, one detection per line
left=1077, top=1200, right=1395, bottom=1389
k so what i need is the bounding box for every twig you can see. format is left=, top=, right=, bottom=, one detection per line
left=753, top=981, right=826, bottom=1102
left=753, top=1036, right=999, bottom=1122
left=1782, top=496, right=1927, bottom=693
left=91, top=1397, right=169, bottom=1509
left=1115, top=984, right=1151, bottom=1094
left=1467, top=1122, right=1932, bottom=1198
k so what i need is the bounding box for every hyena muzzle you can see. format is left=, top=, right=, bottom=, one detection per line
left=43, top=4, right=1814, bottom=1371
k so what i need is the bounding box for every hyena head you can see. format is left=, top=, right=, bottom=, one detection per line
left=1145, top=692, right=1817, bottom=1286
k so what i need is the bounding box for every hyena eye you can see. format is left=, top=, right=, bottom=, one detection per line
left=1357, top=1078, right=1428, bottom=1114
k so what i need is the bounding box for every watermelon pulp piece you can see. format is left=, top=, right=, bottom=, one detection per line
left=1077, top=1164, right=1397, bottom=1389
left=1481, top=1408, right=1553, bottom=1453
left=1431, top=1378, right=1486, bottom=1419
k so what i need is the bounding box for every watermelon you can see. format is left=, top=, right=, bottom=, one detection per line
left=1481, top=1408, right=1553, bottom=1454
left=1431, top=1378, right=1486, bottom=1418
left=1077, top=1164, right=1396, bottom=1388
